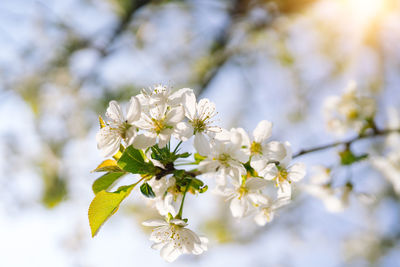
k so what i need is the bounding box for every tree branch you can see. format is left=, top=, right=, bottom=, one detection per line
left=293, top=128, right=400, bottom=158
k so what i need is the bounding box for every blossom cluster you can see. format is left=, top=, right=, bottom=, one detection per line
left=324, top=81, right=376, bottom=136
left=91, top=85, right=306, bottom=262
left=307, top=81, right=399, bottom=213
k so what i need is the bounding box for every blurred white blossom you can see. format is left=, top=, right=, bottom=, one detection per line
left=324, top=81, right=376, bottom=135
left=254, top=197, right=291, bottom=226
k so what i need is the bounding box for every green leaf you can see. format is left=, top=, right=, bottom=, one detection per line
left=339, top=149, right=368, bottom=165
left=92, top=159, right=123, bottom=173
left=88, top=185, right=134, bottom=237
left=140, top=183, right=155, bottom=198
left=190, top=178, right=204, bottom=190
left=118, top=145, right=155, bottom=174
left=199, top=185, right=208, bottom=193
left=92, top=172, right=125, bottom=194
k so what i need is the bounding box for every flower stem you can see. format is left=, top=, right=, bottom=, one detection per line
left=176, top=180, right=192, bottom=219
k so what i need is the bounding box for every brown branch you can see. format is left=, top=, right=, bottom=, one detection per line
left=195, top=0, right=245, bottom=97
left=293, top=128, right=400, bottom=158
left=97, top=0, right=152, bottom=58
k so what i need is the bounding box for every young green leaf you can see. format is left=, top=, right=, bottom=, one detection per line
left=92, top=159, right=124, bottom=173
left=190, top=178, right=204, bottom=190
left=88, top=185, right=134, bottom=237
left=339, top=149, right=368, bottom=165
left=92, top=172, right=125, bottom=194
left=199, top=185, right=208, bottom=193
left=118, top=145, right=155, bottom=174
left=140, top=182, right=156, bottom=198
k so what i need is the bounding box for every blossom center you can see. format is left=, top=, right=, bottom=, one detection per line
left=250, top=141, right=262, bottom=154
left=151, top=117, right=172, bottom=134
left=217, top=153, right=231, bottom=166
left=238, top=186, right=248, bottom=199
left=117, top=122, right=132, bottom=139
left=275, top=167, right=290, bottom=186
left=346, top=109, right=359, bottom=120
left=191, top=118, right=207, bottom=134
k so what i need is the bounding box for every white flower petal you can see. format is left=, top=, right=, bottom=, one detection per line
left=254, top=211, right=268, bottom=226
left=277, top=181, right=292, bottom=198
left=288, top=162, right=306, bottom=182
left=169, top=88, right=192, bottom=106
left=124, top=127, right=137, bottom=145
left=183, top=90, right=197, bottom=120
left=192, top=236, right=208, bottom=254
left=158, top=133, right=171, bottom=148
left=259, top=163, right=278, bottom=180
left=160, top=242, right=181, bottom=262
left=166, top=106, right=185, bottom=124
left=245, top=177, right=269, bottom=191
left=106, top=100, right=124, bottom=124
left=263, top=141, right=287, bottom=162
left=142, top=219, right=168, bottom=227
left=230, top=197, right=248, bottom=218
left=194, top=133, right=211, bottom=156
left=96, top=127, right=121, bottom=157
left=126, top=96, right=141, bottom=123
left=247, top=193, right=269, bottom=205
left=132, top=132, right=157, bottom=149
left=235, top=149, right=250, bottom=163
left=253, top=120, right=272, bottom=143
left=250, top=155, right=268, bottom=174
left=174, top=122, right=193, bottom=141
left=280, top=141, right=293, bottom=167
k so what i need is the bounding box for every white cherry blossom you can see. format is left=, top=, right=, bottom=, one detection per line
left=257, top=142, right=306, bottom=198
left=324, top=81, right=376, bottom=135
left=182, top=90, right=220, bottom=155
left=133, top=104, right=186, bottom=149
left=234, top=120, right=287, bottom=175
left=301, top=166, right=345, bottom=213
left=199, top=129, right=249, bottom=184
left=216, top=177, right=269, bottom=218
left=147, top=177, right=182, bottom=217
left=137, top=85, right=191, bottom=112
left=371, top=150, right=400, bottom=196
left=254, top=197, right=291, bottom=226
left=303, top=184, right=346, bottom=213
left=96, top=97, right=141, bottom=157
left=142, top=218, right=208, bottom=262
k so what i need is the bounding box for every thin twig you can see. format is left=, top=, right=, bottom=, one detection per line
left=293, top=128, right=400, bottom=158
